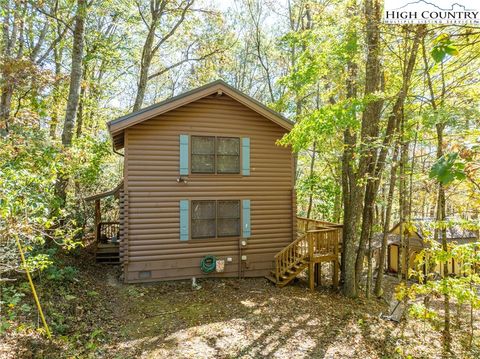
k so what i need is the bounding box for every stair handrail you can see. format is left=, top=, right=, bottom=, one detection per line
left=274, top=233, right=308, bottom=282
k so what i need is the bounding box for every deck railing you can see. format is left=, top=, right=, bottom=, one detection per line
left=96, top=221, right=120, bottom=244
left=273, top=217, right=342, bottom=283
left=306, top=228, right=340, bottom=258
left=297, top=216, right=342, bottom=232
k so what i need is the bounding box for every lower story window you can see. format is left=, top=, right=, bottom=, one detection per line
left=191, top=200, right=240, bottom=239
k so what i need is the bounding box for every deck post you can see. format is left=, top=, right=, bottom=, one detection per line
left=333, top=229, right=339, bottom=288
left=333, top=260, right=339, bottom=288
left=309, top=262, right=315, bottom=290
left=308, top=232, right=315, bottom=290
left=316, top=263, right=321, bottom=286
left=94, top=199, right=101, bottom=241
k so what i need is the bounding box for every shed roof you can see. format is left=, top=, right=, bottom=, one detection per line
left=388, top=219, right=479, bottom=248
left=108, top=80, right=294, bottom=150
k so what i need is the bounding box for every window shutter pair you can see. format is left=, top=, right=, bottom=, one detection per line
left=178, top=134, right=251, bottom=241
left=179, top=134, right=250, bottom=176
left=179, top=199, right=251, bottom=241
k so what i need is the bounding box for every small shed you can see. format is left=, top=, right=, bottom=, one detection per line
left=387, top=219, right=479, bottom=276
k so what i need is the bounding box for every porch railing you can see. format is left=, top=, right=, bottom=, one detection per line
left=297, top=216, right=343, bottom=233
left=96, top=221, right=120, bottom=244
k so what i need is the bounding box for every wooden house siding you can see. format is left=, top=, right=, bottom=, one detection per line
left=122, top=94, right=295, bottom=282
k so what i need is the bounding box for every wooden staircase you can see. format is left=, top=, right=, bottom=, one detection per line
left=266, top=217, right=342, bottom=290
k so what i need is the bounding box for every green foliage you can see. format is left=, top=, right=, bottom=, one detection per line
left=397, top=222, right=480, bottom=350
left=0, top=126, right=82, bottom=275
left=429, top=153, right=466, bottom=185
left=279, top=97, right=364, bottom=152
left=25, top=253, right=54, bottom=272
left=296, top=169, right=340, bottom=220
left=44, top=265, right=78, bottom=282
left=431, top=34, right=459, bottom=63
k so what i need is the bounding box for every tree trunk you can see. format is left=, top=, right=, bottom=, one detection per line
left=55, top=0, right=86, bottom=208
left=355, top=25, right=424, bottom=289
left=341, top=72, right=361, bottom=297
left=0, top=84, right=13, bottom=133
left=342, top=127, right=362, bottom=298
left=353, top=0, right=383, bottom=289
left=133, top=21, right=156, bottom=112
left=0, top=1, right=22, bottom=133
left=133, top=1, right=193, bottom=112
left=306, top=141, right=317, bottom=218
left=76, top=66, right=87, bottom=138
left=50, top=19, right=64, bottom=139
left=437, top=124, right=451, bottom=355
left=398, top=116, right=409, bottom=279
left=61, top=0, right=86, bottom=147
left=374, top=145, right=399, bottom=297
left=340, top=0, right=360, bottom=298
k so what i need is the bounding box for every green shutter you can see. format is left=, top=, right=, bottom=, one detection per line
left=180, top=200, right=189, bottom=241
left=242, top=199, right=251, bottom=238
left=179, top=134, right=189, bottom=175
left=242, top=137, right=250, bottom=176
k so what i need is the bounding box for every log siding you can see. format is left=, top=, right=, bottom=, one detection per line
left=122, top=93, right=294, bottom=282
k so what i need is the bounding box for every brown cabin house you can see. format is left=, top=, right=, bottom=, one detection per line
left=88, top=80, right=342, bottom=287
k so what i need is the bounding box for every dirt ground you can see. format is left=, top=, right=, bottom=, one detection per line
left=1, top=249, right=479, bottom=359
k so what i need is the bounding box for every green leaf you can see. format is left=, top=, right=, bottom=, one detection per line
left=429, top=153, right=466, bottom=185
left=431, top=47, right=446, bottom=63
left=430, top=34, right=459, bottom=62
left=444, top=45, right=459, bottom=56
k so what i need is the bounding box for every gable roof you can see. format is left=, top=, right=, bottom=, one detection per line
left=108, top=80, right=294, bottom=150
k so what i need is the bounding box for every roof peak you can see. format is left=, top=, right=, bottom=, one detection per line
left=108, top=80, right=293, bottom=150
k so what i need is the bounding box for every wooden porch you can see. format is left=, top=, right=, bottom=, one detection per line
left=95, top=222, right=120, bottom=264
left=266, top=217, right=342, bottom=290
left=85, top=183, right=123, bottom=264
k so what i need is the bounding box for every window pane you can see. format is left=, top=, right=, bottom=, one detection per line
left=218, top=200, right=240, bottom=218
left=191, top=154, right=215, bottom=173
left=217, top=201, right=240, bottom=237
left=218, top=219, right=240, bottom=237
left=191, top=136, right=215, bottom=173
left=217, top=138, right=240, bottom=174
left=217, top=137, right=239, bottom=155
left=217, top=155, right=239, bottom=173
left=192, top=201, right=216, bottom=238
left=192, top=201, right=216, bottom=219
left=192, top=219, right=216, bottom=238
left=192, top=136, right=215, bottom=154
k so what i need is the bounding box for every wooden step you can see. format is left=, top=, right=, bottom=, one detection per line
left=265, top=274, right=278, bottom=284
left=96, top=256, right=120, bottom=264
left=95, top=244, right=120, bottom=264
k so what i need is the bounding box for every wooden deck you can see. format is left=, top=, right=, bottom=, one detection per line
left=95, top=222, right=120, bottom=264
left=266, top=217, right=342, bottom=290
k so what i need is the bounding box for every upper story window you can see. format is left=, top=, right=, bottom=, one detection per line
left=191, top=136, right=240, bottom=174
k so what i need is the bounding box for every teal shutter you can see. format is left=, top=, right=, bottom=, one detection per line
left=242, top=199, right=251, bottom=238
left=180, top=200, right=189, bottom=241
left=242, top=137, right=250, bottom=176
left=179, top=134, right=189, bottom=175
